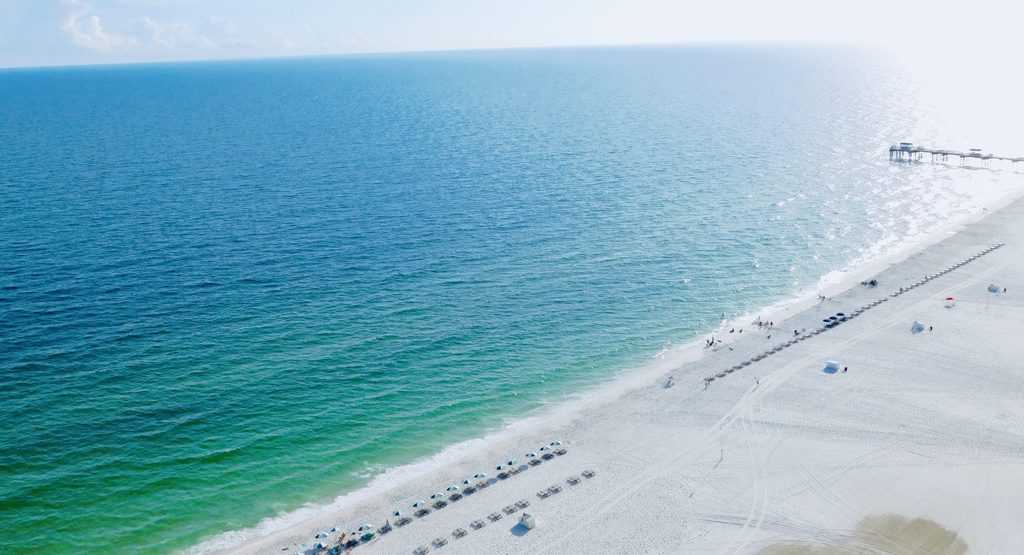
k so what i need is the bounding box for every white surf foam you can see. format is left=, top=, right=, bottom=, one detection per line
left=187, top=165, right=1024, bottom=555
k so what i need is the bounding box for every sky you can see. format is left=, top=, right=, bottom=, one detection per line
left=1, top=0, right=1022, bottom=68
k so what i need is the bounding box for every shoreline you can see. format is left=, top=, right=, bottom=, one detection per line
left=195, top=176, right=1024, bottom=555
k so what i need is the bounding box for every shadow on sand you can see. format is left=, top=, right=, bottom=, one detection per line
left=758, top=514, right=967, bottom=555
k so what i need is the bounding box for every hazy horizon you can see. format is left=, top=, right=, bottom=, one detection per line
left=3, top=0, right=1023, bottom=70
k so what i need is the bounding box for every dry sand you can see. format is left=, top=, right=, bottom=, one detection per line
left=215, top=196, right=1024, bottom=555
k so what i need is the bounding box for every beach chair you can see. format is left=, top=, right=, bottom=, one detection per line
left=554, top=448, right=567, bottom=456
left=432, top=537, right=448, bottom=548
left=516, top=499, right=531, bottom=509
left=716, top=372, right=726, bottom=378
left=488, top=512, right=503, bottom=522
left=528, top=458, right=543, bottom=466
left=448, top=492, right=463, bottom=502
left=413, top=546, right=429, bottom=555
left=414, top=508, right=431, bottom=518
left=566, top=475, right=581, bottom=486
left=541, top=452, right=555, bottom=460
left=503, top=504, right=519, bottom=515
left=452, top=528, right=468, bottom=539
left=537, top=489, right=550, bottom=499
left=547, top=484, right=563, bottom=495
left=582, top=469, right=596, bottom=478
left=462, top=485, right=477, bottom=495
left=470, top=519, right=486, bottom=530
left=396, top=516, right=413, bottom=527
left=432, top=500, right=448, bottom=509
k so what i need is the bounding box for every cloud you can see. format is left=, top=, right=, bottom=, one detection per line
left=60, top=0, right=137, bottom=52
left=141, top=17, right=217, bottom=49
left=59, top=0, right=246, bottom=58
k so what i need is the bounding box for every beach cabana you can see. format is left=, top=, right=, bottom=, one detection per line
left=393, top=511, right=412, bottom=527
left=520, top=512, right=537, bottom=530
left=413, top=501, right=431, bottom=517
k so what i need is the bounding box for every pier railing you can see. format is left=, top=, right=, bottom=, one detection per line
left=889, top=143, right=1024, bottom=164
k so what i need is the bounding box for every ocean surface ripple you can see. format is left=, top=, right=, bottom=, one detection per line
left=0, top=46, right=1020, bottom=554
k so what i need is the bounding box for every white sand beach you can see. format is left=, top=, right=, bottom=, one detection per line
left=219, top=195, right=1024, bottom=555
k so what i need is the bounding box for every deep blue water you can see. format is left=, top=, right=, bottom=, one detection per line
left=0, top=46, right=1018, bottom=554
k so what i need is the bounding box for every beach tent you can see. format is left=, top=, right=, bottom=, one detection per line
left=823, top=360, right=840, bottom=374
left=944, top=296, right=957, bottom=308
left=911, top=320, right=926, bottom=333
left=520, top=512, right=537, bottom=530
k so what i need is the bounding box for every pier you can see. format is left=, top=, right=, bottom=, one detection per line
left=889, top=142, right=1024, bottom=164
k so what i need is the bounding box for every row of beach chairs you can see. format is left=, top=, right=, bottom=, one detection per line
left=700, top=243, right=1004, bottom=389
left=306, top=442, right=570, bottom=554
left=411, top=469, right=596, bottom=554
left=891, top=243, right=1003, bottom=298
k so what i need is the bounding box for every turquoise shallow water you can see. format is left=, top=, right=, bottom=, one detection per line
left=0, top=46, right=1021, bottom=554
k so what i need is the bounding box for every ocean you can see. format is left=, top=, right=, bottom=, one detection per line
left=1, top=45, right=1021, bottom=554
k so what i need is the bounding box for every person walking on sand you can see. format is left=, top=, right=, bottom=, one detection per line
left=843, top=366, right=848, bottom=373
